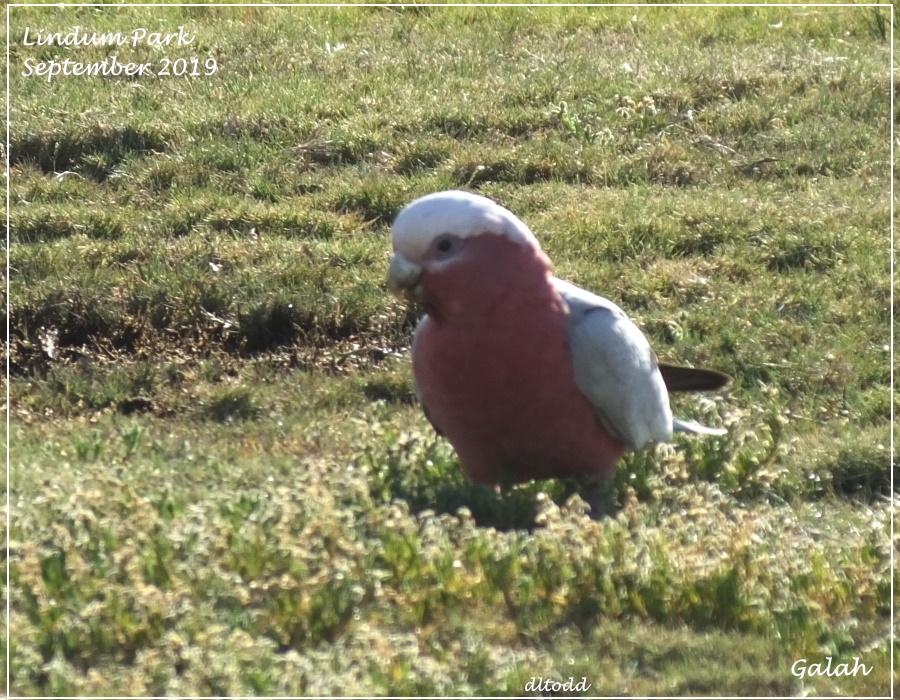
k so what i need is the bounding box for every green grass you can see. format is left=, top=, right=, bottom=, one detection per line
left=8, top=3, right=894, bottom=696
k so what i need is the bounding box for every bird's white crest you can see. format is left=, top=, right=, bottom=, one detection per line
left=391, top=190, right=541, bottom=261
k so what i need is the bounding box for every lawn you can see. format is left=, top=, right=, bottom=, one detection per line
left=6, top=3, right=895, bottom=696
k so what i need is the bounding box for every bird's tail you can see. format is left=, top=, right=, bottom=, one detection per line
left=658, top=363, right=732, bottom=392
left=672, top=418, right=727, bottom=436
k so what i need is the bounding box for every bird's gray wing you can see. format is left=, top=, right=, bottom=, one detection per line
left=554, top=277, right=674, bottom=450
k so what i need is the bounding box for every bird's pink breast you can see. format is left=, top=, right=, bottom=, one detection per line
left=412, top=235, right=626, bottom=485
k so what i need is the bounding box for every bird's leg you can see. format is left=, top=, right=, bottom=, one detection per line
left=577, top=474, right=617, bottom=521
left=496, top=464, right=519, bottom=496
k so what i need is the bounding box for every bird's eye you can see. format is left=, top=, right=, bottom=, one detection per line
left=433, top=233, right=460, bottom=258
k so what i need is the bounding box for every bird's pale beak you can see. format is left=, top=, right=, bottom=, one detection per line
left=387, top=253, right=424, bottom=302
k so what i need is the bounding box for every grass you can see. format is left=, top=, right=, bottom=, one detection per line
left=7, top=3, right=894, bottom=696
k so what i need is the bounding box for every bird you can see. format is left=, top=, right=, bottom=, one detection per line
left=387, top=190, right=730, bottom=516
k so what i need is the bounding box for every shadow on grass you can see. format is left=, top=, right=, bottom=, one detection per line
left=12, top=123, right=172, bottom=179
left=365, top=431, right=585, bottom=531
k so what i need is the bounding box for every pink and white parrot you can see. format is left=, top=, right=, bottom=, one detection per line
left=387, top=190, right=729, bottom=510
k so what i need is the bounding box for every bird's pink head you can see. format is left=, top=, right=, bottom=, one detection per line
left=387, top=190, right=552, bottom=322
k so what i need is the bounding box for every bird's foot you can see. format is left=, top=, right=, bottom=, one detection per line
left=574, top=475, right=617, bottom=521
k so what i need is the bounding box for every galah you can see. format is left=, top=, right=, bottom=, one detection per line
left=387, top=190, right=729, bottom=510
